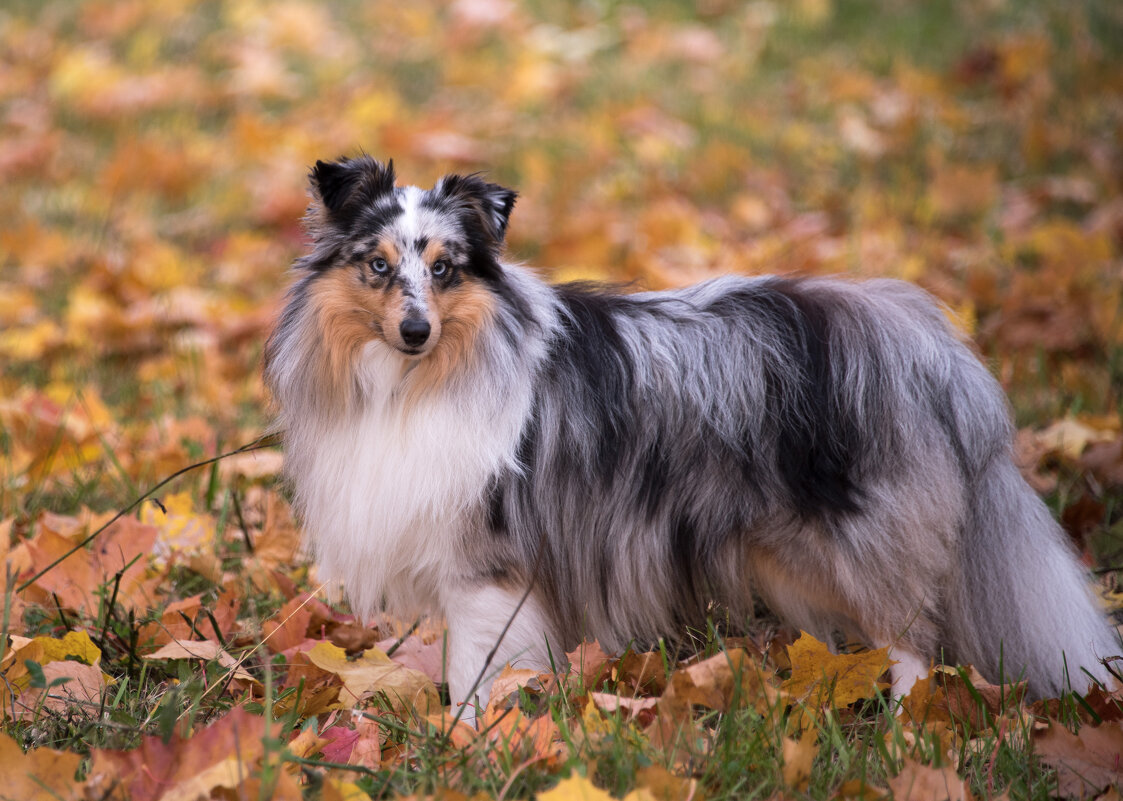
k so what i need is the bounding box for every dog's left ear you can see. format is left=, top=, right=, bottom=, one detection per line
left=433, top=174, right=517, bottom=249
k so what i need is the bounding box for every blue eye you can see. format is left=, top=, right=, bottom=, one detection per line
left=432, top=260, right=449, bottom=277
left=371, top=258, right=390, bottom=275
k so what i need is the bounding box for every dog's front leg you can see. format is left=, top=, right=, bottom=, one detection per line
left=443, top=583, right=558, bottom=722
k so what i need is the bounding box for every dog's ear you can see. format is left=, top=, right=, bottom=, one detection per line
left=433, top=173, right=517, bottom=249
left=309, top=156, right=396, bottom=226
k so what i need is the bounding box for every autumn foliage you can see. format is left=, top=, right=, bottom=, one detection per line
left=3, top=0, right=1123, bottom=799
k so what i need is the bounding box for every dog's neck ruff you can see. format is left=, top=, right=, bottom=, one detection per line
left=277, top=265, right=554, bottom=620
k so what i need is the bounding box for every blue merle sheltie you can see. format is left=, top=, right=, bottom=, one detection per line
left=264, top=155, right=1117, bottom=709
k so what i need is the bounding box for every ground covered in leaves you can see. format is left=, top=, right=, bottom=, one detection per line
left=3, top=0, right=1123, bottom=799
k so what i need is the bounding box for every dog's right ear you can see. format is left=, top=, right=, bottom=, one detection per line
left=309, top=156, right=396, bottom=227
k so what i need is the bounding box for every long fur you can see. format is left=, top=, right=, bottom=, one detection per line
left=265, top=156, right=1118, bottom=706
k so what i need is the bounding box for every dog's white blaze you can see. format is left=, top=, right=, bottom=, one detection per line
left=291, top=338, right=529, bottom=620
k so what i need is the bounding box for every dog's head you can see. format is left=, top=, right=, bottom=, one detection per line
left=299, top=156, right=516, bottom=359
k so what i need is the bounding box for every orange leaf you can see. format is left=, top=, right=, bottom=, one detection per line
left=0, top=734, right=83, bottom=800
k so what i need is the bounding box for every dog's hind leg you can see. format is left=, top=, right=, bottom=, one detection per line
left=442, top=582, right=558, bottom=721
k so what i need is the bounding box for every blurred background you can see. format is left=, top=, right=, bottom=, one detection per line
left=1, top=0, right=1122, bottom=554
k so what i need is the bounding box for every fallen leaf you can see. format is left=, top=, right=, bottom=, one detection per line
left=784, top=632, right=890, bottom=707
left=537, top=773, right=614, bottom=801
left=263, top=594, right=316, bottom=653
left=376, top=632, right=445, bottom=683
left=1035, top=720, right=1123, bottom=798
left=888, top=760, right=967, bottom=801
left=567, top=639, right=614, bottom=686
left=782, top=729, right=819, bottom=790
left=0, top=734, right=84, bottom=800
left=143, top=638, right=257, bottom=683
left=87, top=706, right=267, bottom=801
left=484, top=664, right=543, bottom=720
left=589, top=691, right=658, bottom=724
left=307, top=641, right=440, bottom=715
left=10, top=660, right=106, bottom=721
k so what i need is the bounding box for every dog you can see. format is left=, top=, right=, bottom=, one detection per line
left=264, top=155, right=1118, bottom=711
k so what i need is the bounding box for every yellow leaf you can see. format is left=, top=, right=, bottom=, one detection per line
left=322, top=775, right=374, bottom=801
left=2, top=629, right=102, bottom=672
left=307, top=642, right=440, bottom=715
left=0, top=319, right=63, bottom=361
left=538, top=774, right=615, bottom=801
left=782, top=729, right=819, bottom=790
left=140, top=491, right=216, bottom=556
left=784, top=632, right=890, bottom=707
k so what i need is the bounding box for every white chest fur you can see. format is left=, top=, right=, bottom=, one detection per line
left=284, top=341, right=530, bottom=620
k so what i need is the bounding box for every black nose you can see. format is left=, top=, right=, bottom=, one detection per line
left=399, top=318, right=431, bottom=348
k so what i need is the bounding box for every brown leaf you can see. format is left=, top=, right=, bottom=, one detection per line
left=484, top=664, right=543, bottom=721
left=262, top=594, right=316, bottom=654
left=888, top=760, right=967, bottom=801
left=1081, top=439, right=1123, bottom=489
left=617, top=649, right=668, bottom=695
left=307, top=642, right=441, bottom=715
left=143, top=638, right=257, bottom=683
left=567, top=640, right=615, bottom=687
left=665, top=648, right=760, bottom=712
left=1035, top=721, right=1123, bottom=798
left=11, top=660, right=105, bottom=721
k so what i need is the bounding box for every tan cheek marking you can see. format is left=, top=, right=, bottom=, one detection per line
left=306, top=269, right=381, bottom=408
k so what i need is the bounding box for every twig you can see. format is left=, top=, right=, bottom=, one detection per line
left=384, top=618, right=420, bottom=657
left=230, top=491, right=254, bottom=555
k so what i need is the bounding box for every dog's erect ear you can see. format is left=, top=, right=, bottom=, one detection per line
left=432, top=174, right=517, bottom=248
left=309, top=156, right=396, bottom=226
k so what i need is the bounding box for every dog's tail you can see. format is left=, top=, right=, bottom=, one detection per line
left=945, top=457, right=1118, bottom=697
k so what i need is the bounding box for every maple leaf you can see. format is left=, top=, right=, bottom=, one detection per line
left=566, top=639, right=614, bottom=687
left=784, top=631, right=890, bottom=707
left=9, top=660, right=106, bottom=721
left=1035, top=720, right=1123, bottom=798
left=307, top=641, right=441, bottom=715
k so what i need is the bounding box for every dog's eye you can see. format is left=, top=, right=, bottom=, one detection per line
left=371, top=258, right=390, bottom=275
left=432, top=260, right=449, bottom=277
